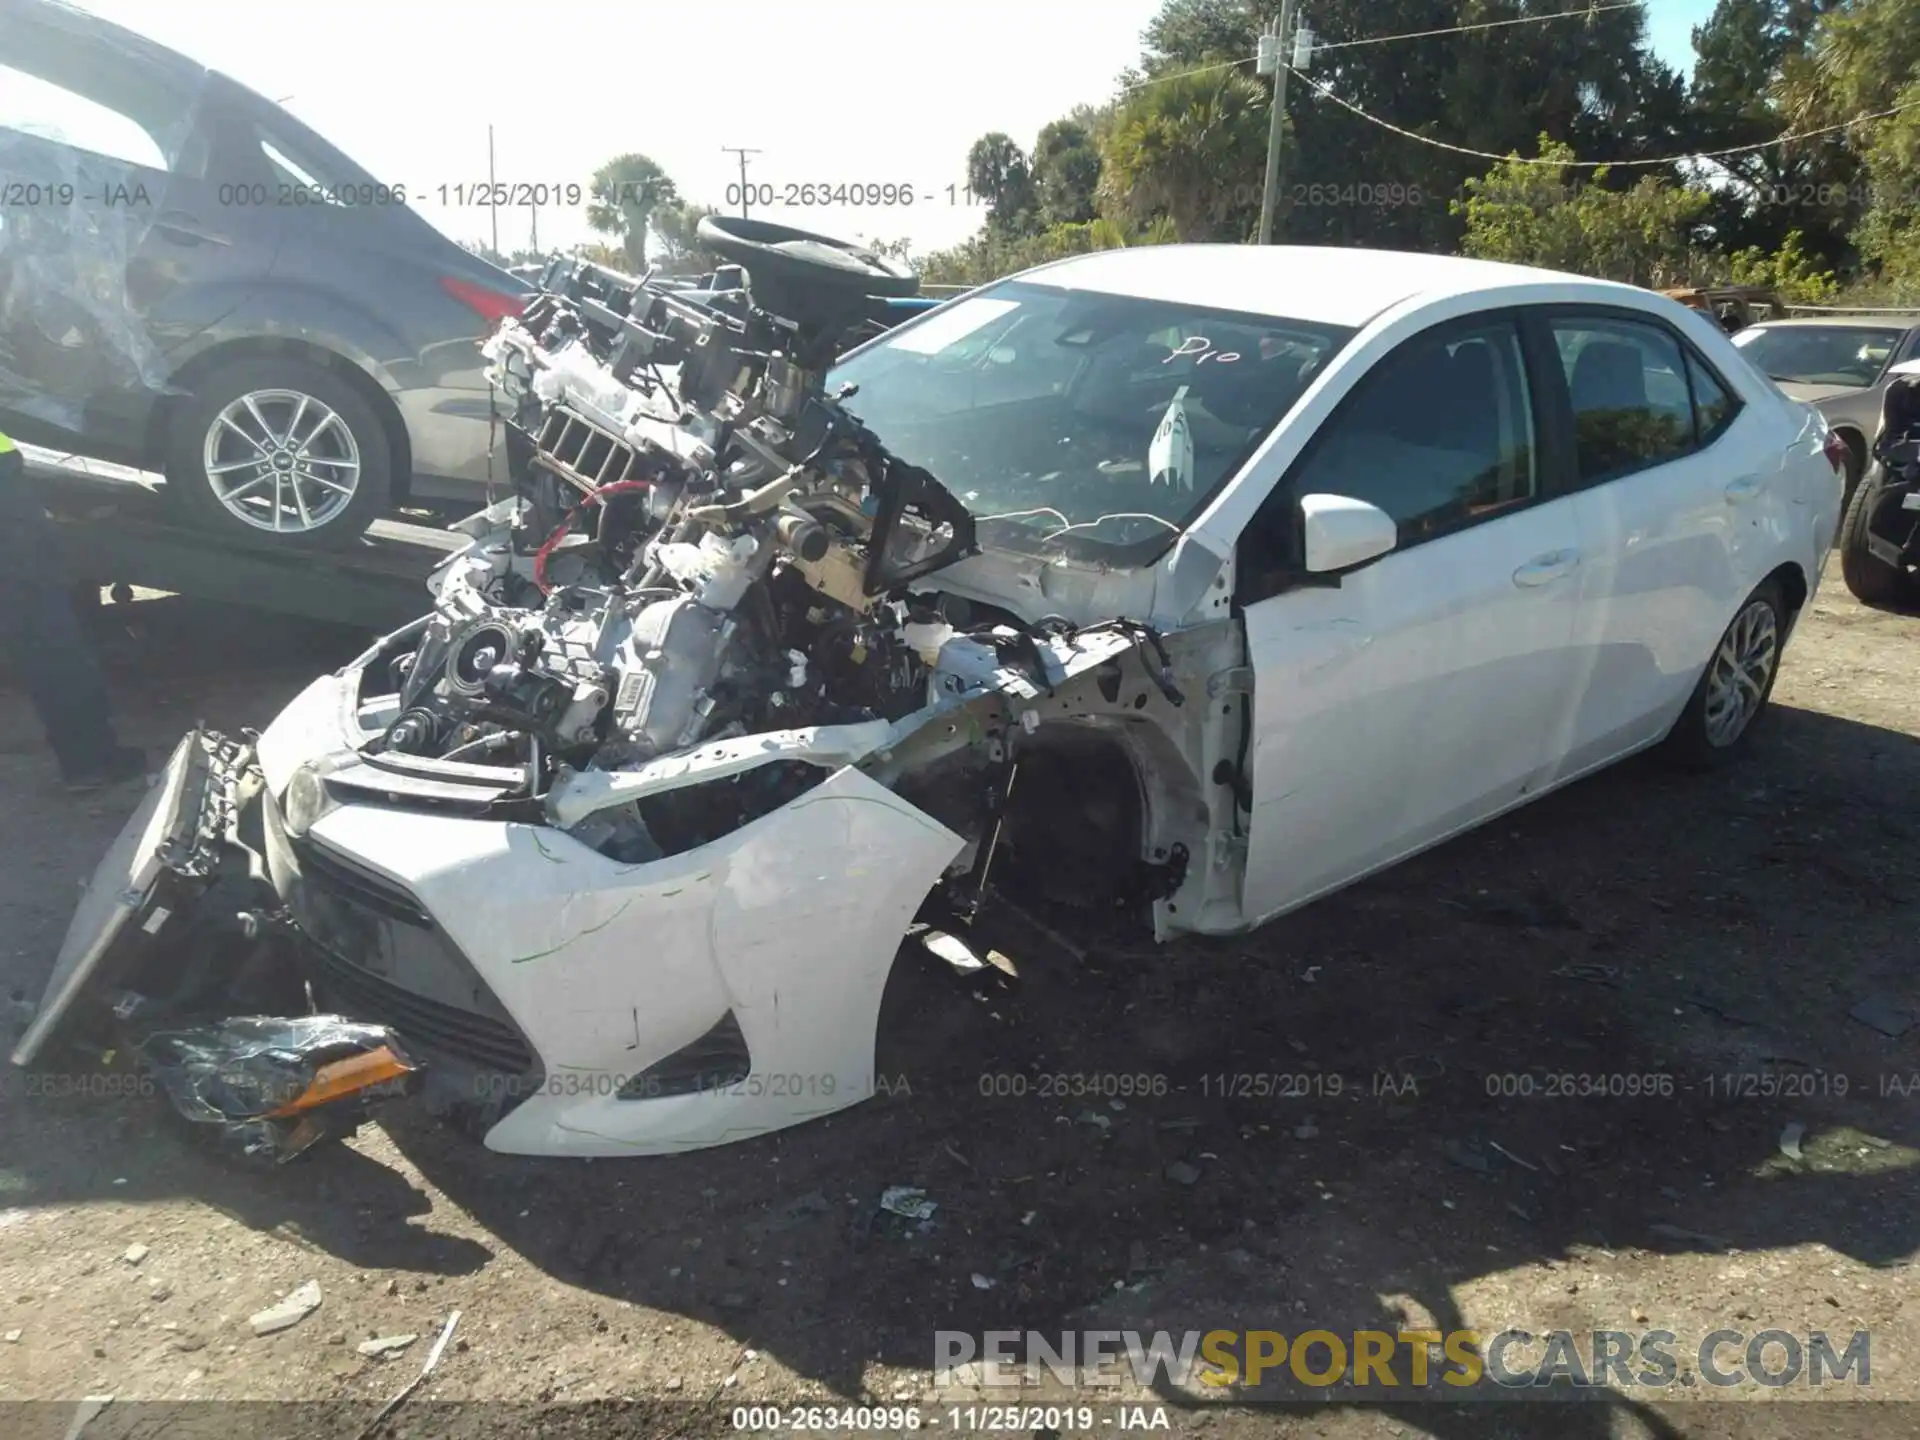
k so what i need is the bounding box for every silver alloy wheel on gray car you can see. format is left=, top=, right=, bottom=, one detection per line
left=199, top=388, right=362, bottom=534
left=1702, top=597, right=1780, bottom=748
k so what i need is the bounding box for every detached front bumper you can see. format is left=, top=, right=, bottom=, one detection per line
left=24, top=675, right=967, bottom=1158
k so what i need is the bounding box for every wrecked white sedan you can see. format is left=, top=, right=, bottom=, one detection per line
left=16, top=221, right=1845, bottom=1157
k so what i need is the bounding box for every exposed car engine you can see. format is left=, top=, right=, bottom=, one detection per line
left=361, top=218, right=1047, bottom=864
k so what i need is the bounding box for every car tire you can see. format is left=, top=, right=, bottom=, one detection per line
left=163, top=356, right=389, bottom=550
left=1837, top=463, right=1917, bottom=608
left=1661, top=580, right=1787, bottom=771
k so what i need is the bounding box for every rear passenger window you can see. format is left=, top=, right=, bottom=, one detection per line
left=1285, top=319, right=1536, bottom=546
left=1688, top=353, right=1740, bottom=443
left=1551, top=318, right=1694, bottom=482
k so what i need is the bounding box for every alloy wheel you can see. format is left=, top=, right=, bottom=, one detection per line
left=200, top=388, right=362, bottom=533
left=1702, top=598, right=1779, bottom=748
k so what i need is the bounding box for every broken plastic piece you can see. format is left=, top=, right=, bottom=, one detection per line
left=139, top=1015, right=420, bottom=1165
left=879, top=1186, right=937, bottom=1221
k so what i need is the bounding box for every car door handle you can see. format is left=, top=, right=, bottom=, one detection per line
left=1724, top=474, right=1766, bottom=503
left=152, top=210, right=229, bottom=246
left=1512, top=549, right=1579, bottom=587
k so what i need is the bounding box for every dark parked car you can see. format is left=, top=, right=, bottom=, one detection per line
left=0, top=0, right=533, bottom=548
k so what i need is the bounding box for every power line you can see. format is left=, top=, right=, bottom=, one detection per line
left=1120, top=56, right=1254, bottom=94
left=1287, top=64, right=1920, bottom=167
left=1121, top=0, right=1640, bottom=92
left=1315, top=1, right=1641, bottom=51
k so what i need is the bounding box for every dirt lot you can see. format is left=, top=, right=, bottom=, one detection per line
left=2, top=556, right=1918, bottom=1440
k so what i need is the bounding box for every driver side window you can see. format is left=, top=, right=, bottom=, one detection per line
left=1297, top=319, right=1536, bottom=537
left=1237, top=318, right=1537, bottom=597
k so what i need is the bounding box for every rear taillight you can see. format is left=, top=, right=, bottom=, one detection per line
left=440, top=276, right=525, bottom=326
left=1823, top=429, right=1849, bottom=473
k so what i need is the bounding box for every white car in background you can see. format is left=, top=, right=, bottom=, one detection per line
left=19, top=245, right=1847, bottom=1157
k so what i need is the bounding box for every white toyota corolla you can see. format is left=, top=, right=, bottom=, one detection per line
left=17, top=245, right=1845, bottom=1158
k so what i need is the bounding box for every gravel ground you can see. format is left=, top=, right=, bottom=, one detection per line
left=1, top=555, right=1917, bottom=1440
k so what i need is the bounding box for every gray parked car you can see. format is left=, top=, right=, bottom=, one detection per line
left=1731, top=314, right=1920, bottom=511
left=0, top=0, right=533, bottom=548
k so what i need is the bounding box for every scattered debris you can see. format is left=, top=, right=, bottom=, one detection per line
left=1440, top=1139, right=1491, bottom=1174
left=1077, top=1110, right=1112, bottom=1132
left=1164, top=1161, right=1203, bottom=1187
left=141, top=1017, right=419, bottom=1166
left=943, top=1141, right=973, bottom=1169
left=970, top=1274, right=996, bottom=1290
left=248, top=1280, right=322, bottom=1336
left=357, top=1334, right=420, bottom=1359
left=352, top=1310, right=460, bottom=1440
left=1293, top=1121, right=1319, bottom=1140
left=665, top=1377, right=684, bottom=1392
left=3, top=1329, right=19, bottom=1344
left=1780, top=1122, right=1806, bottom=1161
left=1848, top=997, right=1913, bottom=1039
left=120, top=1244, right=148, bottom=1267
left=879, top=1187, right=937, bottom=1222
left=1488, top=1140, right=1539, bottom=1172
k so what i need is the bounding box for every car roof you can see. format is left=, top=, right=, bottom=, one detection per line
left=1010, top=244, right=1648, bottom=328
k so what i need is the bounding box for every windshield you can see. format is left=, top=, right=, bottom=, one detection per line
left=826, top=279, right=1354, bottom=563
left=1732, top=325, right=1904, bottom=387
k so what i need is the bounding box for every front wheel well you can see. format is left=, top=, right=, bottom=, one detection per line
left=995, top=726, right=1150, bottom=919
left=145, top=338, right=412, bottom=502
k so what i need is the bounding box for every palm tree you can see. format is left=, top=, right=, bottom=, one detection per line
left=1099, top=66, right=1269, bottom=241
left=585, top=154, right=680, bottom=272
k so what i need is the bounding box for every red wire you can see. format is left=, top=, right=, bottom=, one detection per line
left=531, top=478, right=652, bottom=594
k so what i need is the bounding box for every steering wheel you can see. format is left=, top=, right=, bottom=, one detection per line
left=695, top=216, right=919, bottom=341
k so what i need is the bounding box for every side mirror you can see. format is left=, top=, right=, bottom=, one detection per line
left=1300, top=493, right=1397, bottom=574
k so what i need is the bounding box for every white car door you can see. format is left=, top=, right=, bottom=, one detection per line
left=1234, top=314, right=1585, bottom=925
left=1537, top=309, right=1792, bottom=779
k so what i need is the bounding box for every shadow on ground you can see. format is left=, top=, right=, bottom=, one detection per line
left=3, top=597, right=1917, bottom=1439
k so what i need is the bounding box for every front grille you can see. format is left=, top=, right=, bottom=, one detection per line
left=291, top=838, right=537, bottom=1082
left=307, top=943, right=535, bottom=1077
left=299, top=841, right=432, bottom=927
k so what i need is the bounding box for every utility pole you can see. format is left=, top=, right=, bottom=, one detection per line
left=483, top=123, right=499, bottom=257
left=529, top=200, right=539, bottom=257
left=721, top=146, right=762, bottom=218
left=1256, top=0, right=1299, bottom=246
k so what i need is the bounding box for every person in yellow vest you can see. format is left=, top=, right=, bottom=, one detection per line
left=0, top=430, right=145, bottom=790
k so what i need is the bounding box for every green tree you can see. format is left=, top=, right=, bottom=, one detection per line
left=1687, top=1, right=1841, bottom=258
left=1100, top=65, right=1269, bottom=240
left=1033, top=119, right=1103, bottom=225
left=651, top=200, right=722, bottom=275
left=1454, top=138, right=1714, bottom=287
left=1775, top=0, right=1920, bottom=290
left=1128, top=0, right=1687, bottom=250
left=965, top=132, right=1039, bottom=234
left=585, top=153, right=679, bottom=272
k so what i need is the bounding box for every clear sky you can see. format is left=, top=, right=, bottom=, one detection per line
left=46, top=0, right=1721, bottom=260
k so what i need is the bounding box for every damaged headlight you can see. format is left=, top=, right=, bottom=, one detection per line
left=282, top=761, right=341, bottom=840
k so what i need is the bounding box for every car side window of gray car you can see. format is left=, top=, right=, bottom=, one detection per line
left=0, top=29, right=204, bottom=179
